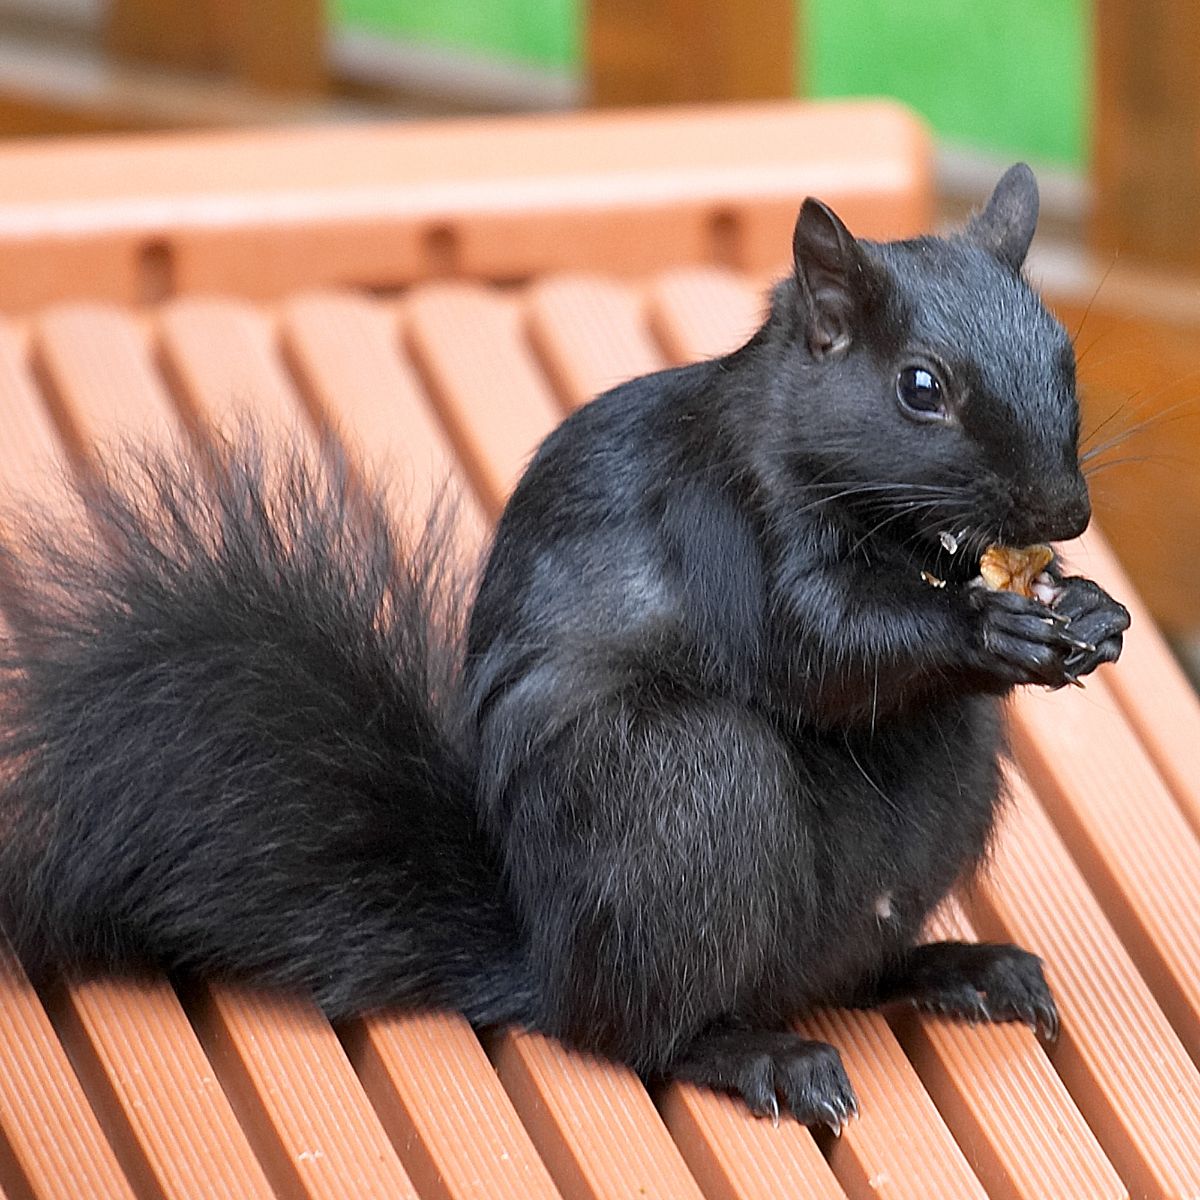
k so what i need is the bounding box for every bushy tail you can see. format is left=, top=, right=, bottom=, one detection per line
left=0, top=432, right=529, bottom=1024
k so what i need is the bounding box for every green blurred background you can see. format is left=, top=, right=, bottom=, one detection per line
left=335, top=0, right=1087, bottom=166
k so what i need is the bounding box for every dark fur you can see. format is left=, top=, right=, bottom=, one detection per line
left=0, top=441, right=530, bottom=1025
left=0, top=166, right=1128, bottom=1123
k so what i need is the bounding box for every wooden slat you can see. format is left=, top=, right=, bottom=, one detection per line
left=491, top=1030, right=706, bottom=1200
left=9, top=308, right=279, bottom=1200
left=279, top=291, right=488, bottom=544
left=647, top=266, right=768, bottom=363
left=162, top=292, right=568, bottom=1200
left=1059, top=527, right=1200, bottom=839
left=0, top=319, right=83, bottom=630
left=345, top=1013, right=563, bottom=1200
left=0, top=321, right=69, bottom=500
left=187, top=986, right=419, bottom=1200
left=157, top=297, right=305, bottom=438
left=525, top=276, right=665, bottom=408
left=898, top=901, right=1127, bottom=1200
left=895, top=1016, right=1127, bottom=1200
left=47, top=977, right=276, bottom=1200
left=32, top=305, right=180, bottom=457
left=796, top=1009, right=986, bottom=1200
left=0, top=948, right=138, bottom=1200
left=658, top=1084, right=847, bottom=1200
left=405, top=285, right=563, bottom=515
left=1011, top=676, right=1200, bottom=1060
left=966, top=771, right=1200, bottom=1199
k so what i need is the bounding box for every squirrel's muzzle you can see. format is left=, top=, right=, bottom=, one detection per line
left=1014, top=479, right=1091, bottom=544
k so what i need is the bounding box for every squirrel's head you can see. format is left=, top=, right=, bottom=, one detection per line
left=771, top=163, right=1089, bottom=570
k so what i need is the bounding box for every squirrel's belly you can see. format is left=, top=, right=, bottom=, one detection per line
left=744, top=696, right=1005, bottom=1017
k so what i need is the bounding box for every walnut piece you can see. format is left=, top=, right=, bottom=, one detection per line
left=979, top=543, right=1054, bottom=598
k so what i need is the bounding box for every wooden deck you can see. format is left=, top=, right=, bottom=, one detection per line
left=0, top=102, right=1198, bottom=1200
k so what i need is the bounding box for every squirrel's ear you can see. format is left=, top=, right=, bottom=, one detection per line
left=967, top=163, right=1039, bottom=270
left=791, top=198, right=868, bottom=360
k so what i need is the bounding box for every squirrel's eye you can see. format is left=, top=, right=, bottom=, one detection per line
left=896, top=365, right=948, bottom=421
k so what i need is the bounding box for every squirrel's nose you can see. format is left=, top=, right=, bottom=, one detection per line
left=1041, top=499, right=1091, bottom=542
left=1029, top=484, right=1091, bottom=543
left=1009, top=474, right=1090, bottom=544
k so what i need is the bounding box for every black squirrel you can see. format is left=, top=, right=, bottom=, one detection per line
left=0, top=164, right=1130, bottom=1127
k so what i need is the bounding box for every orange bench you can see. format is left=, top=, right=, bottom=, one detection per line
left=0, top=100, right=1198, bottom=1200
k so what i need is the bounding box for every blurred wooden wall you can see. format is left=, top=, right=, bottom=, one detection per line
left=107, top=0, right=324, bottom=94
left=0, top=0, right=329, bottom=135
left=1047, top=291, right=1200, bottom=639
left=1061, top=0, right=1200, bottom=641
left=586, top=0, right=796, bottom=104
left=1092, top=0, right=1200, bottom=272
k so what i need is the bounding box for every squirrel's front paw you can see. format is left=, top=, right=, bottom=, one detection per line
left=875, top=941, right=1059, bottom=1040
left=1050, top=576, right=1129, bottom=681
left=672, top=1029, right=857, bottom=1129
left=968, top=587, right=1095, bottom=688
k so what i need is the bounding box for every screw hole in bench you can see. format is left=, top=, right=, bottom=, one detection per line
left=422, top=224, right=460, bottom=278
left=707, top=208, right=741, bottom=269
left=137, top=239, right=176, bottom=305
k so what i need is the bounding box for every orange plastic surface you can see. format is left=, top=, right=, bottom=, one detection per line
left=186, top=986, right=419, bottom=1200
left=491, top=1030, right=708, bottom=1200
left=798, top=1009, right=987, bottom=1200
left=1061, top=528, right=1200, bottom=838
left=405, top=285, right=563, bottom=514
left=658, top=1082, right=845, bottom=1200
left=0, top=945, right=137, bottom=1200
left=967, top=771, right=1200, bottom=1199
left=345, top=1012, right=563, bottom=1200
left=47, top=977, right=277, bottom=1200
left=279, top=292, right=489, bottom=544
left=900, top=902, right=1127, bottom=1200
left=1012, top=677, right=1200, bottom=1060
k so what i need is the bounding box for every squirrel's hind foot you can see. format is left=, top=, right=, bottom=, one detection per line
left=670, top=1029, right=858, bottom=1129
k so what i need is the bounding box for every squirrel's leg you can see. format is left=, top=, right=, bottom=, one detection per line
left=861, top=940, right=1059, bottom=1039
left=495, top=690, right=856, bottom=1125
